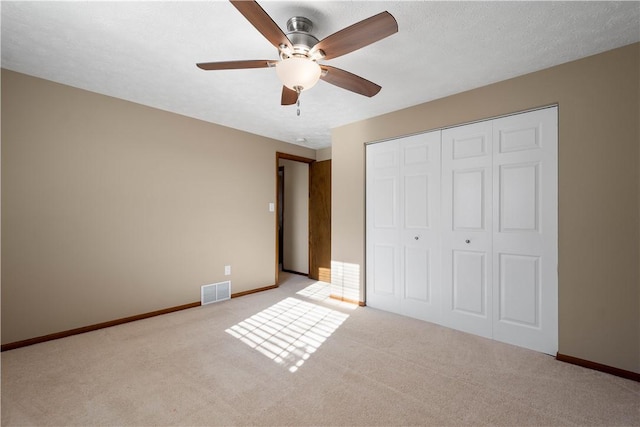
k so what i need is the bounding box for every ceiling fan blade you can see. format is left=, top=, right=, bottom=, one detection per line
left=311, top=11, right=398, bottom=60
left=196, top=60, right=275, bottom=70
left=320, top=65, right=381, bottom=97
left=230, top=0, right=292, bottom=51
left=281, top=86, right=299, bottom=105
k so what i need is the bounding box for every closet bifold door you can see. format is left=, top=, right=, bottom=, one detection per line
left=441, top=107, right=558, bottom=354
left=366, top=139, right=402, bottom=314
left=399, top=132, right=442, bottom=323
left=367, top=107, right=557, bottom=355
left=441, top=121, right=494, bottom=339
left=491, top=107, right=558, bottom=355
left=366, top=131, right=441, bottom=322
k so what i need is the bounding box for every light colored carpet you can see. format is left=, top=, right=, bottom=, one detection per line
left=2, top=272, right=639, bottom=426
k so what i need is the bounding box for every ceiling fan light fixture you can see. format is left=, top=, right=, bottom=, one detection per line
left=276, top=56, right=321, bottom=92
left=199, top=2, right=398, bottom=105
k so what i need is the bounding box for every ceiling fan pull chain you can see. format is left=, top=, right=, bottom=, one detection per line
left=296, top=90, right=302, bottom=117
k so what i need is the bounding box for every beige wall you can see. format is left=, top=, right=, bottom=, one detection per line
left=279, top=159, right=309, bottom=274
left=315, top=147, right=332, bottom=162
left=332, top=43, right=640, bottom=373
left=1, top=70, right=316, bottom=344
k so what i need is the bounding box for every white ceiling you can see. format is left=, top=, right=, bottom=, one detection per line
left=2, top=1, right=639, bottom=149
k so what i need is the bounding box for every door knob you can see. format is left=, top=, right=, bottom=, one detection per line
left=465, top=239, right=471, bottom=244
left=414, top=236, right=419, bottom=240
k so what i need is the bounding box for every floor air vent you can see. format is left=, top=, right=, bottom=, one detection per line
left=201, top=281, right=231, bottom=305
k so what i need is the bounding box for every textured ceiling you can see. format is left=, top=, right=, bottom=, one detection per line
left=2, top=1, right=639, bottom=149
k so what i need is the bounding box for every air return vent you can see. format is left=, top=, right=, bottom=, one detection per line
left=201, top=281, right=231, bottom=305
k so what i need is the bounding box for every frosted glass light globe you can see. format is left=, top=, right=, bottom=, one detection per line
left=276, top=57, right=321, bottom=92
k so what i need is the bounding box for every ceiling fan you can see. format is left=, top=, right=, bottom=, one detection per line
left=197, top=0, right=398, bottom=106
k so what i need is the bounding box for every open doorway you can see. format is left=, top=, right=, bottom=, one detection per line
left=278, top=157, right=309, bottom=276
left=275, top=152, right=331, bottom=285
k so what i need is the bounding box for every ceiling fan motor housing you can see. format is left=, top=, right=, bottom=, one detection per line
left=284, top=16, right=319, bottom=56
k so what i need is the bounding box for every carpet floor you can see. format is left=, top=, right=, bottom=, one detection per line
left=2, top=272, right=639, bottom=426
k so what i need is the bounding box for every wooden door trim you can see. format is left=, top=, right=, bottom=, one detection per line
left=277, top=152, right=314, bottom=164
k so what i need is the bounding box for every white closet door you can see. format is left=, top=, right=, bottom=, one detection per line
left=366, top=140, right=401, bottom=313
left=441, top=121, right=494, bottom=338
left=367, top=107, right=557, bottom=356
left=366, top=131, right=441, bottom=321
left=492, top=107, right=558, bottom=354
left=399, top=132, right=441, bottom=322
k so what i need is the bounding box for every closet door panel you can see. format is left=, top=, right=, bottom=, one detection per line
left=372, top=176, right=397, bottom=228
left=499, top=163, right=539, bottom=233
left=366, top=141, right=401, bottom=312
left=372, top=244, right=397, bottom=296
left=453, top=169, right=486, bottom=230
left=442, top=121, right=493, bottom=338
left=498, top=253, right=540, bottom=326
left=404, top=247, right=430, bottom=301
left=400, top=132, right=441, bottom=322
left=492, top=107, right=558, bottom=355
left=404, top=174, right=429, bottom=228
left=452, top=250, right=487, bottom=316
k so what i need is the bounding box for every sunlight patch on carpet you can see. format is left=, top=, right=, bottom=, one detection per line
left=331, top=261, right=361, bottom=303
left=226, top=297, right=349, bottom=373
left=296, top=281, right=358, bottom=310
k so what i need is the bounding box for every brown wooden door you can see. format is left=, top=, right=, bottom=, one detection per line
left=309, top=160, right=331, bottom=282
